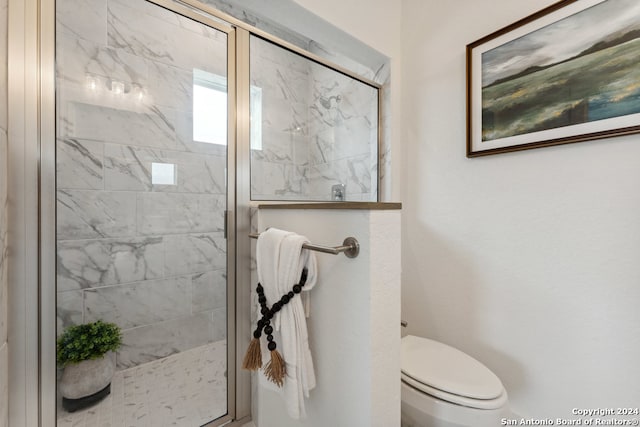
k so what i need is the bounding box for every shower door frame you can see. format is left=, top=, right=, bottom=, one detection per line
left=37, top=0, right=243, bottom=425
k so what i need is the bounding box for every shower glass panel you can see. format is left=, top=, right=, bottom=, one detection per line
left=55, top=0, right=230, bottom=425
left=249, top=36, right=380, bottom=202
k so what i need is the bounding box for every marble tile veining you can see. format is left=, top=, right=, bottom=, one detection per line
left=56, top=341, right=227, bottom=427
left=109, top=0, right=224, bottom=41
left=309, top=124, right=376, bottom=167
left=56, top=0, right=107, bottom=45
left=107, top=0, right=226, bottom=75
left=56, top=31, right=147, bottom=89
left=251, top=161, right=307, bottom=200
left=84, top=276, right=191, bottom=329
left=103, top=144, right=226, bottom=194
left=55, top=34, right=149, bottom=118
left=164, top=233, right=226, bottom=277
left=57, top=237, right=164, bottom=291
left=250, top=34, right=310, bottom=76
left=56, top=290, right=84, bottom=336
left=57, top=190, right=137, bottom=240
left=308, top=154, right=373, bottom=198
left=71, top=103, right=178, bottom=150
left=261, top=97, right=309, bottom=136
left=146, top=60, right=194, bottom=112
left=209, top=308, right=227, bottom=343
left=117, top=313, right=218, bottom=369
left=249, top=35, right=378, bottom=202
left=56, top=138, right=104, bottom=190
left=136, top=193, right=225, bottom=235
left=192, top=270, right=226, bottom=313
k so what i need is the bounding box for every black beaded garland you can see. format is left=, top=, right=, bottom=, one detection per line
left=251, top=268, right=309, bottom=355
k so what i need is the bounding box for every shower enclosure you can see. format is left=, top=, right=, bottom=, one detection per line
left=55, top=0, right=235, bottom=425
left=6, top=0, right=382, bottom=425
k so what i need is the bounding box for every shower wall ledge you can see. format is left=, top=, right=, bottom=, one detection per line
left=255, top=202, right=402, bottom=210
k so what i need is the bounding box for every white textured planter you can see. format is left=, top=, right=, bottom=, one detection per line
left=60, top=353, right=115, bottom=411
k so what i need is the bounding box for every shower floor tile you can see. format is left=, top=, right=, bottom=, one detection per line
left=56, top=340, right=227, bottom=427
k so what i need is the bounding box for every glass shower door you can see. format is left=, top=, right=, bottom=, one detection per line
left=55, top=0, right=233, bottom=425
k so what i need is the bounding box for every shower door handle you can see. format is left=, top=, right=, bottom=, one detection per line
left=224, top=210, right=229, bottom=239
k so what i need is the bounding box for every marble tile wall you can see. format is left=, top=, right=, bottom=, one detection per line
left=250, top=37, right=311, bottom=200
left=1, top=0, right=8, bottom=423
left=250, top=36, right=379, bottom=201
left=56, top=0, right=228, bottom=369
left=206, top=0, right=390, bottom=198
left=306, top=60, right=378, bottom=201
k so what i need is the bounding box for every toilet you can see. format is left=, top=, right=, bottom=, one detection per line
left=401, top=335, right=511, bottom=427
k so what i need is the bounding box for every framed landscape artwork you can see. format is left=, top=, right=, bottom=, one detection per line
left=466, top=0, right=640, bottom=157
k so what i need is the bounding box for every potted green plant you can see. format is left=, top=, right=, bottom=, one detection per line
left=57, top=320, right=122, bottom=412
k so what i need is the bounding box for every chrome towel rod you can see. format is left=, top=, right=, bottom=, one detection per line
left=249, top=233, right=360, bottom=258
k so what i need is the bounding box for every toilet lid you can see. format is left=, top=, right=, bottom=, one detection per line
left=401, top=336, right=504, bottom=401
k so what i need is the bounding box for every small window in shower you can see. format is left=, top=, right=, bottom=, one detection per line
left=193, top=69, right=263, bottom=150
left=193, top=69, right=227, bottom=145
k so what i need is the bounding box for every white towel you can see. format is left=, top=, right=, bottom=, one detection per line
left=256, top=228, right=318, bottom=419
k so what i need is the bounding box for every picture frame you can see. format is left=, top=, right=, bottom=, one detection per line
left=466, top=0, right=640, bottom=157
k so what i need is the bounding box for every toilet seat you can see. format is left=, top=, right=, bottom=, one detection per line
left=401, top=335, right=507, bottom=410
left=402, top=372, right=507, bottom=410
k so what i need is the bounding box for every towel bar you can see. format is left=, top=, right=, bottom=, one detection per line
left=249, top=233, right=360, bottom=258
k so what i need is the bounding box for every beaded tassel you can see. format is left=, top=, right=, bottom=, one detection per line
left=241, top=332, right=263, bottom=371
left=264, top=342, right=286, bottom=387
left=242, top=269, right=308, bottom=388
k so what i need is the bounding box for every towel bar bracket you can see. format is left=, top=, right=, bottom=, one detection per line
left=342, top=237, right=359, bottom=258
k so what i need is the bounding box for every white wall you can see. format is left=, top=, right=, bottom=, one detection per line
left=401, top=0, right=640, bottom=418
left=253, top=208, right=400, bottom=427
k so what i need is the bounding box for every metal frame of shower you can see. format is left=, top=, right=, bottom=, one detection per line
left=6, top=0, right=383, bottom=426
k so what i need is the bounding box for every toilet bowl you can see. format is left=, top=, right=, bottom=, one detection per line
left=401, top=335, right=511, bottom=427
